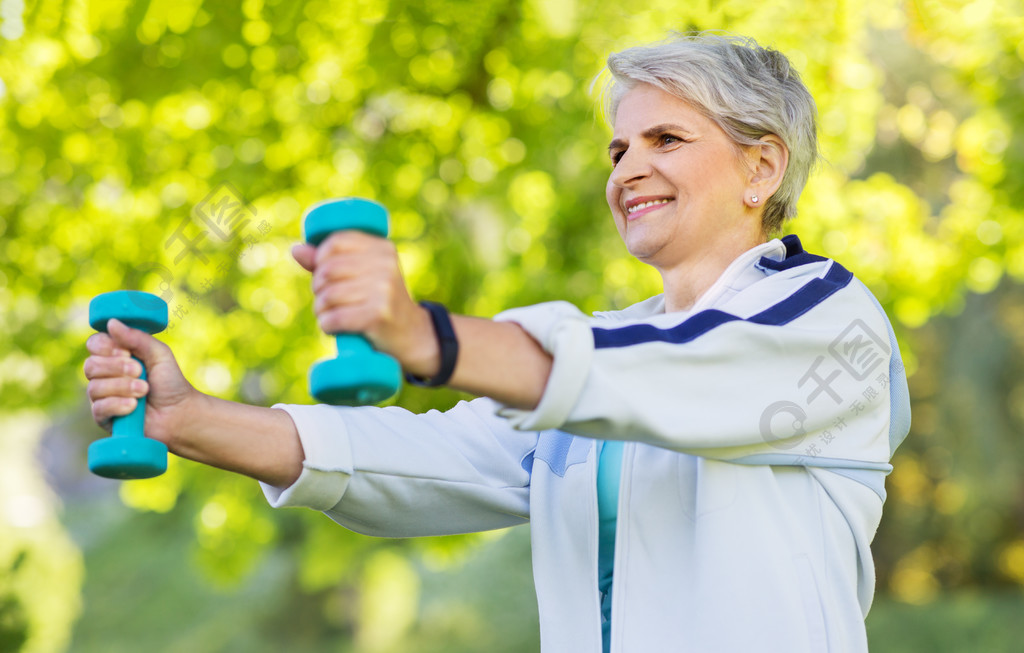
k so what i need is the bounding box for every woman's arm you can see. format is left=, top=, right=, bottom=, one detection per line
left=291, top=231, right=912, bottom=470
left=292, top=227, right=908, bottom=466
left=85, top=320, right=535, bottom=533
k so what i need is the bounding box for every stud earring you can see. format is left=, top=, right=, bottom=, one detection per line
left=751, top=195, right=759, bottom=204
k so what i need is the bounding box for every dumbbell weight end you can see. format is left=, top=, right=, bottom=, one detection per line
left=310, top=334, right=402, bottom=406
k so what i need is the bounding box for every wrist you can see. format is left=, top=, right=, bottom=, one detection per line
left=405, top=301, right=459, bottom=387
left=396, top=304, right=443, bottom=380
left=163, top=388, right=211, bottom=455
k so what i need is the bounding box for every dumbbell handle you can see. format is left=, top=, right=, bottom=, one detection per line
left=112, top=356, right=148, bottom=439
left=308, top=207, right=386, bottom=349
left=333, top=333, right=375, bottom=357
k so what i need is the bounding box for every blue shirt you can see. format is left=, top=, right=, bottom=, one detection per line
left=597, top=440, right=623, bottom=653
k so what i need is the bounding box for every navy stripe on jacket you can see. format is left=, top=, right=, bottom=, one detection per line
left=592, top=236, right=853, bottom=349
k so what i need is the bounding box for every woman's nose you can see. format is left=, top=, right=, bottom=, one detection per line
left=610, top=148, right=651, bottom=187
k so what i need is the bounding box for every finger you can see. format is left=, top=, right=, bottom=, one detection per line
left=312, top=279, right=376, bottom=318
left=106, top=319, right=176, bottom=373
left=87, top=376, right=149, bottom=403
left=86, top=332, right=132, bottom=358
left=311, top=243, right=399, bottom=294
left=84, top=355, right=144, bottom=381
left=91, top=395, right=139, bottom=428
left=316, top=305, right=376, bottom=336
left=311, top=255, right=366, bottom=295
left=313, top=273, right=399, bottom=314
left=313, top=231, right=385, bottom=267
left=292, top=243, right=316, bottom=272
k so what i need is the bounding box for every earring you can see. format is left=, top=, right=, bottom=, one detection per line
left=751, top=195, right=759, bottom=204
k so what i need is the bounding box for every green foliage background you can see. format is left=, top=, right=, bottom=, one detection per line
left=1, top=0, right=1023, bottom=651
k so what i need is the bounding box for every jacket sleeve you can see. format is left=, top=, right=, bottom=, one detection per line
left=260, top=398, right=536, bottom=537
left=495, top=262, right=910, bottom=471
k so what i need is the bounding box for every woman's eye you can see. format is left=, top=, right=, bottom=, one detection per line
left=610, top=151, right=624, bottom=166
left=660, top=134, right=681, bottom=146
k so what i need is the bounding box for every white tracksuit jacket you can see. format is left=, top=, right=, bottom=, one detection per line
left=261, top=235, right=911, bottom=653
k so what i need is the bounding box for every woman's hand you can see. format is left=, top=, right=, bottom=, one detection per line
left=84, top=319, right=201, bottom=449
left=292, top=232, right=438, bottom=375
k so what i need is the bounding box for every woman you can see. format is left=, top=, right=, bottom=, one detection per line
left=85, top=33, right=910, bottom=653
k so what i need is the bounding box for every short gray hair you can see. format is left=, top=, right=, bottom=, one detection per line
left=602, top=32, right=819, bottom=234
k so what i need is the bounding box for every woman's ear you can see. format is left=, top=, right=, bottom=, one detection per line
left=747, top=134, right=788, bottom=204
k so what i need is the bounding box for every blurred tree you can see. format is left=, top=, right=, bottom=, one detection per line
left=0, top=413, right=82, bottom=653
left=1, top=0, right=1023, bottom=651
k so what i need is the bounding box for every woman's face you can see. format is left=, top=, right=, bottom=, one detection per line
left=605, top=83, right=761, bottom=273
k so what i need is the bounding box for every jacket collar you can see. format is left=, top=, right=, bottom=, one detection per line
left=594, top=238, right=789, bottom=321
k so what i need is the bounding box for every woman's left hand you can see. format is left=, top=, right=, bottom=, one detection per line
left=291, top=232, right=435, bottom=369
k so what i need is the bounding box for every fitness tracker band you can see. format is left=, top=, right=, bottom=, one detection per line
left=405, top=301, right=459, bottom=387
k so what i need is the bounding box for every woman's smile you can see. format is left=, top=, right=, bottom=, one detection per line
left=625, top=196, right=675, bottom=220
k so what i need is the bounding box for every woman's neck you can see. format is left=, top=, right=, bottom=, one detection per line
left=659, top=235, right=768, bottom=313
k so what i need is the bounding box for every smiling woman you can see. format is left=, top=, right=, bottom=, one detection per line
left=605, top=84, right=784, bottom=310
left=604, top=33, right=819, bottom=234
left=84, top=31, right=910, bottom=653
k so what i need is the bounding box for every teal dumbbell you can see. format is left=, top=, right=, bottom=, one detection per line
left=303, top=198, right=401, bottom=405
left=88, top=291, right=169, bottom=479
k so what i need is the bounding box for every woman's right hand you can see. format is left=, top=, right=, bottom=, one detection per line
left=83, top=318, right=200, bottom=450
